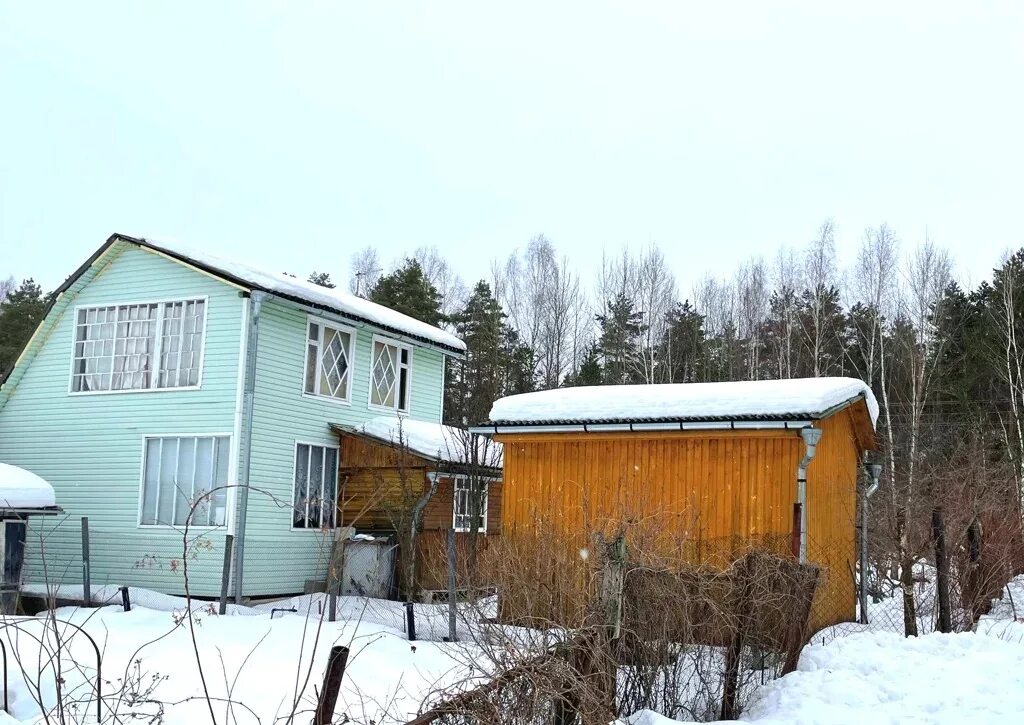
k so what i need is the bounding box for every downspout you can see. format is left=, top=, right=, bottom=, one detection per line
left=233, top=291, right=266, bottom=604
left=796, top=427, right=823, bottom=563
left=859, top=462, right=883, bottom=623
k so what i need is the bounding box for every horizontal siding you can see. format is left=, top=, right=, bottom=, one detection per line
left=0, top=244, right=242, bottom=597
left=241, top=299, right=448, bottom=596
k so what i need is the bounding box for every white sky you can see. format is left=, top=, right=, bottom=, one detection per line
left=1, top=2, right=1022, bottom=296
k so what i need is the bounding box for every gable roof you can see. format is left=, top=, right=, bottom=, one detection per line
left=333, top=416, right=503, bottom=471
left=480, top=377, right=878, bottom=430
left=120, top=235, right=464, bottom=353
left=4, top=233, right=462, bottom=388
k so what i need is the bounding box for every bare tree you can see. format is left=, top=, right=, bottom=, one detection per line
left=349, top=246, right=382, bottom=297
left=802, top=220, right=839, bottom=377
left=735, top=258, right=769, bottom=380
left=0, top=275, right=14, bottom=305
left=414, top=245, right=468, bottom=322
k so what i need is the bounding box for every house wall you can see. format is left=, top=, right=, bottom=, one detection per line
left=335, top=433, right=502, bottom=592
left=496, top=416, right=861, bottom=631
left=240, top=298, right=448, bottom=596
left=0, top=244, right=243, bottom=597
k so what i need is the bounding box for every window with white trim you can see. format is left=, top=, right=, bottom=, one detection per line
left=140, top=435, right=230, bottom=527
left=452, top=476, right=488, bottom=533
left=293, top=443, right=339, bottom=529
left=304, top=320, right=354, bottom=401
left=370, top=338, right=411, bottom=411
left=72, top=299, right=206, bottom=392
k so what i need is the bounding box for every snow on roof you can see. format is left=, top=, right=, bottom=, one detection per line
left=0, top=462, right=58, bottom=508
left=126, top=235, right=465, bottom=353
left=352, top=416, right=503, bottom=468
left=487, top=377, right=878, bottom=428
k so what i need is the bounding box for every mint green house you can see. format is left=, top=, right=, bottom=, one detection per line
left=0, top=234, right=464, bottom=601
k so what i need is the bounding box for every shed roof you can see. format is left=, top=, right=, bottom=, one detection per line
left=0, top=462, right=58, bottom=510
left=482, top=377, right=878, bottom=429
left=333, top=416, right=503, bottom=470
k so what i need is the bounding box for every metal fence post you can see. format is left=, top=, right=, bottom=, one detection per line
left=446, top=528, right=457, bottom=642
left=81, top=517, right=91, bottom=607
left=405, top=600, right=417, bottom=641
left=219, top=534, right=234, bottom=615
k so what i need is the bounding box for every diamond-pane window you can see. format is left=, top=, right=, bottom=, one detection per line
left=370, top=338, right=411, bottom=411
left=304, top=319, right=354, bottom=402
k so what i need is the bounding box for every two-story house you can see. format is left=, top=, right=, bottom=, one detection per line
left=0, top=233, right=466, bottom=602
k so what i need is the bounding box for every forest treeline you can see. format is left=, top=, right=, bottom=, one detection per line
left=4, top=220, right=1024, bottom=633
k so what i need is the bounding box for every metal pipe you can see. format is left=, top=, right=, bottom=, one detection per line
left=796, top=427, right=823, bottom=563
left=233, top=291, right=265, bottom=604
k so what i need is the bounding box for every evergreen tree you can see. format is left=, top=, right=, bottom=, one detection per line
left=369, top=259, right=444, bottom=327
left=564, top=343, right=603, bottom=386
left=0, top=279, right=49, bottom=375
left=596, top=294, right=646, bottom=384
left=444, top=281, right=533, bottom=424
left=307, top=271, right=336, bottom=288
left=658, top=301, right=705, bottom=383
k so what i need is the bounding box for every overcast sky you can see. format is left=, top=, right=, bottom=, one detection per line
left=2, top=2, right=1022, bottom=296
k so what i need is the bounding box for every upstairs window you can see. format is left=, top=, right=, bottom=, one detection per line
left=304, top=319, right=354, bottom=402
left=71, top=299, right=206, bottom=393
left=452, top=476, right=489, bottom=533
left=369, top=337, right=411, bottom=411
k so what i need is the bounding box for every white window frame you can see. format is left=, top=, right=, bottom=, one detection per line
left=451, top=475, right=494, bottom=533
left=136, top=432, right=232, bottom=529
left=367, top=335, right=413, bottom=413
left=301, top=315, right=356, bottom=405
left=68, top=296, right=209, bottom=395
left=290, top=440, right=341, bottom=531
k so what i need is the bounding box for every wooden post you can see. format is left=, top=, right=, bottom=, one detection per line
left=120, top=586, right=131, bottom=612
left=81, top=517, right=91, bottom=607
left=446, top=528, right=458, bottom=642
left=218, top=534, right=234, bottom=615
left=601, top=534, right=627, bottom=639
left=313, top=645, right=350, bottom=725
left=932, top=508, right=952, bottom=633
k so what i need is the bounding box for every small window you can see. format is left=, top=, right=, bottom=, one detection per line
left=293, top=443, right=339, bottom=529
left=370, top=338, right=411, bottom=411
left=72, top=299, right=206, bottom=393
left=453, top=476, right=488, bottom=533
left=140, top=435, right=230, bottom=527
left=304, top=319, right=354, bottom=402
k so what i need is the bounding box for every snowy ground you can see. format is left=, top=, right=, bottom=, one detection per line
left=620, top=575, right=1024, bottom=725
left=0, top=591, right=492, bottom=724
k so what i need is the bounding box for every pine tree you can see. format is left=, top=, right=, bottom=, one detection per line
left=444, top=281, right=533, bottom=425
left=307, top=271, right=336, bottom=288
left=658, top=301, right=705, bottom=383
left=564, top=343, right=603, bottom=386
left=596, top=294, right=646, bottom=384
left=0, top=279, right=49, bottom=375
left=369, top=259, right=444, bottom=327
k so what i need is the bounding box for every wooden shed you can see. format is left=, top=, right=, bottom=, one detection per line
left=471, top=378, right=877, bottom=631
left=332, top=417, right=503, bottom=596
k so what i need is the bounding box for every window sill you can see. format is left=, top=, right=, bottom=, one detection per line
left=70, top=384, right=203, bottom=397
left=301, top=392, right=353, bottom=406
left=136, top=523, right=224, bottom=531
left=367, top=402, right=410, bottom=415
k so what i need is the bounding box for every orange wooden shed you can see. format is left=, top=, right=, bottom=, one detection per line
left=471, top=377, right=877, bottom=631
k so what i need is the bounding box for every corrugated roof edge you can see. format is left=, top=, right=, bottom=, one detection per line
left=330, top=423, right=503, bottom=474
left=476, top=392, right=870, bottom=428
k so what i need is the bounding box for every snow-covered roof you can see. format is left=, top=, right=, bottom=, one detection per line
left=341, top=416, right=503, bottom=468
left=0, top=462, right=58, bottom=509
left=485, top=377, right=878, bottom=428
left=122, top=235, right=465, bottom=353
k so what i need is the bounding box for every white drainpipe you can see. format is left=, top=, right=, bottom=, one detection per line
left=796, top=427, right=823, bottom=563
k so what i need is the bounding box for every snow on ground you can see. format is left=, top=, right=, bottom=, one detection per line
left=1, top=591, right=491, bottom=723
left=616, top=574, right=1024, bottom=725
